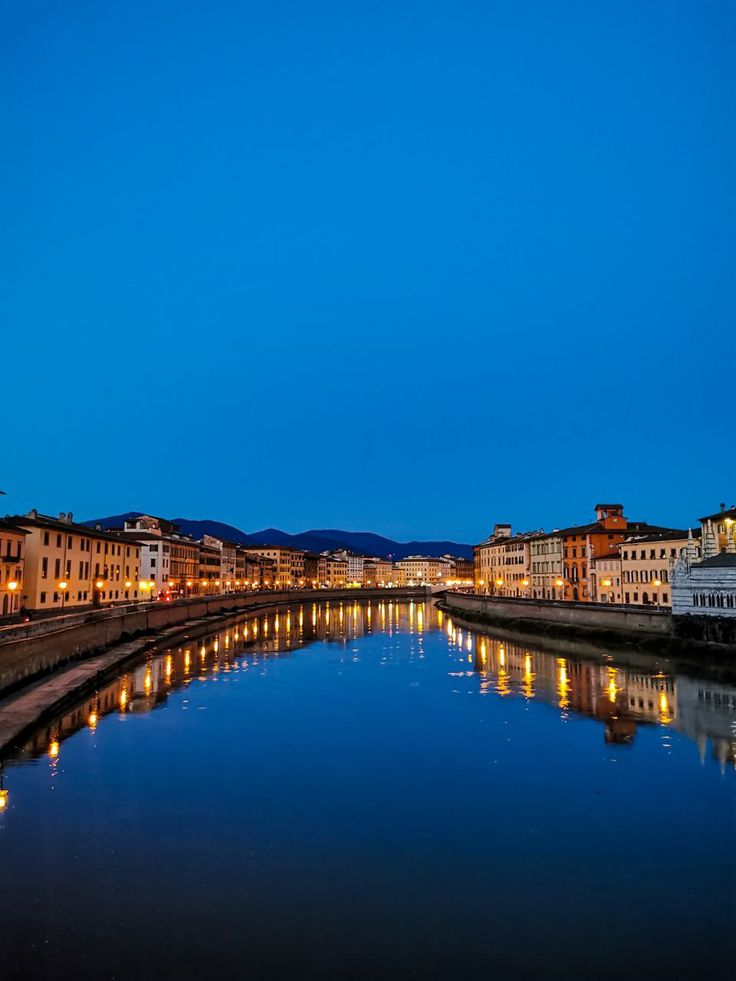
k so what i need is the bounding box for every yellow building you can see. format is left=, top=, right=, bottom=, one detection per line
left=590, top=553, right=623, bottom=603
left=395, top=556, right=452, bottom=584
left=620, top=530, right=698, bottom=607
left=474, top=525, right=541, bottom=598
left=0, top=520, right=28, bottom=617
left=246, top=546, right=306, bottom=588
left=318, top=555, right=349, bottom=587
left=363, top=559, right=394, bottom=587
left=11, top=510, right=141, bottom=612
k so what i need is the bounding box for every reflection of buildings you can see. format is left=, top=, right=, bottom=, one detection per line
left=6, top=600, right=437, bottom=770
left=674, top=676, right=736, bottom=769
left=448, top=616, right=735, bottom=760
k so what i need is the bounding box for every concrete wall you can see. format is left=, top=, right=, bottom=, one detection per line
left=0, top=588, right=427, bottom=695
left=441, top=591, right=673, bottom=637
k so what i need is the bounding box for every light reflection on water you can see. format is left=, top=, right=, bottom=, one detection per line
left=6, top=601, right=735, bottom=773
left=0, top=600, right=734, bottom=979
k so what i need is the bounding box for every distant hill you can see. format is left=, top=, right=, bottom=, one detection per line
left=82, top=512, right=473, bottom=559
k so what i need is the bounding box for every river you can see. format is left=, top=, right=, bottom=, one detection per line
left=0, top=599, right=734, bottom=979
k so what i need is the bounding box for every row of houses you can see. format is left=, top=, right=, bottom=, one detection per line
left=0, top=509, right=473, bottom=618
left=473, top=502, right=736, bottom=611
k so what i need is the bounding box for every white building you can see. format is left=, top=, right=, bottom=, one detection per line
left=672, top=554, right=736, bottom=616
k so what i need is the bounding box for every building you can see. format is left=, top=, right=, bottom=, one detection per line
left=589, top=552, right=622, bottom=604
left=672, top=553, right=736, bottom=617
left=473, top=526, right=541, bottom=597
left=395, top=555, right=452, bottom=584
left=529, top=532, right=564, bottom=600
left=234, top=546, right=262, bottom=588
left=363, top=559, right=394, bottom=587
left=0, top=520, right=28, bottom=617
left=10, top=510, right=141, bottom=612
left=198, top=541, right=222, bottom=592
left=318, top=555, right=349, bottom=587
left=698, top=504, right=736, bottom=557
left=303, top=552, right=320, bottom=587
left=442, top=554, right=474, bottom=584
left=558, top=504, right=676, bottom=603
left=245, top=546, right=306, bottom=588
left=201, top=535, right=238, bottom=591
left=118, top=515, right=199, bottom=597
left=327, top=549, right=366, bottom=585
left=619, top=530, right=698, bottom=607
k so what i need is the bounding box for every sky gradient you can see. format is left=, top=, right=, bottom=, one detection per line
left=2, top=1, right=734, bottom=542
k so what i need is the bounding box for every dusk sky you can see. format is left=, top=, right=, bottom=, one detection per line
left=3, top=1, right=734, bottom=542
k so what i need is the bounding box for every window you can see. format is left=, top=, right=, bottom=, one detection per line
left=40, top=591, right=47, bottom=604
left=41, top=557, right=48, bottom=579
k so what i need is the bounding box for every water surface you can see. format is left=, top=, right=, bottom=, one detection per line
left=0, top=600, right=734, bottom=979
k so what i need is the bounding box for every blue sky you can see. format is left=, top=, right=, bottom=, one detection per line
left=2, top=1, right=734, bottom=542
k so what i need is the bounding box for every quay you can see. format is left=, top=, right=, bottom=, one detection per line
left=439, top=591, right=736, bottom=653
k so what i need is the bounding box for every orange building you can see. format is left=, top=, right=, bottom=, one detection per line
left=560, top=504, right=675, bottom=602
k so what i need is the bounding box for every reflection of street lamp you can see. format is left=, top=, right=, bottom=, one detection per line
left=0, top=766, right=8, bottom=812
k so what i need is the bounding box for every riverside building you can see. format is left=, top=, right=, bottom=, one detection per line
left=118, top=515, right=199, bottom=597
left=619, top=530, right=699, bottom=607
left=246, top=545, right=306, bottom=588
left=0, top=520, right=28, bottom=617
left=10, top=510, right=141, bottom=611
left=395, top=555, right=452, bottom=584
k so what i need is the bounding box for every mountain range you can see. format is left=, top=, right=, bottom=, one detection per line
left=83, top=512, right=474, bottom=560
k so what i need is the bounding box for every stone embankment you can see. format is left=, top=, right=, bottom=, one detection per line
left=439, top=591, right=735, bottom=653
left=0, top=587, right=427, bottom=697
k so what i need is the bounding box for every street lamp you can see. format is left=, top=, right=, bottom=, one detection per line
left=6, top=580, right=18, bottom=616
left=652, top=578, right=662, bottom=607
left=58, top=580, right=68, bottom=611
left=554, top=578, right=564, bottom=602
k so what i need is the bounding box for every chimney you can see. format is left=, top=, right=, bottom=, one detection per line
left=67, top=512, right=73, bottom=524
left=720, top=503, right=726, bottom=512
left=59, top=512, right=66, bottom=522
left=28, top=508, right=38, bottom=519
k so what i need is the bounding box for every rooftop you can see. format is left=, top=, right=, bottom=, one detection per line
left=693, top=554, right=736, bottom=569
left=699, top=505, right=736, bottom=523
left=8, top=511, right=141, bottom=546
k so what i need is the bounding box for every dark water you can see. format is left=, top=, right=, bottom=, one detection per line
left=0, top=600, right=734, bottom=980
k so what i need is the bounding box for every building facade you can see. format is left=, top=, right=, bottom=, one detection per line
left=0, top=520, right=28, bottom=617
left=619, top=530, right=698, bottom=607
left=11, top=510, right=141, bottom=612
left=529, top=532, right=564, bottom=600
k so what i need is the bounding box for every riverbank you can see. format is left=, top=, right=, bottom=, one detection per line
left=0, top=588, right=427, bottom=758
left=439, top=591, right=735, bottom=657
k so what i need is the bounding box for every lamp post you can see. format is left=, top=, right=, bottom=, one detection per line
left=554, top=578, right=564, bottom=602
left=652, top=578, right=662, bottom=608
left=58, top=580, right=68, bottom=611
